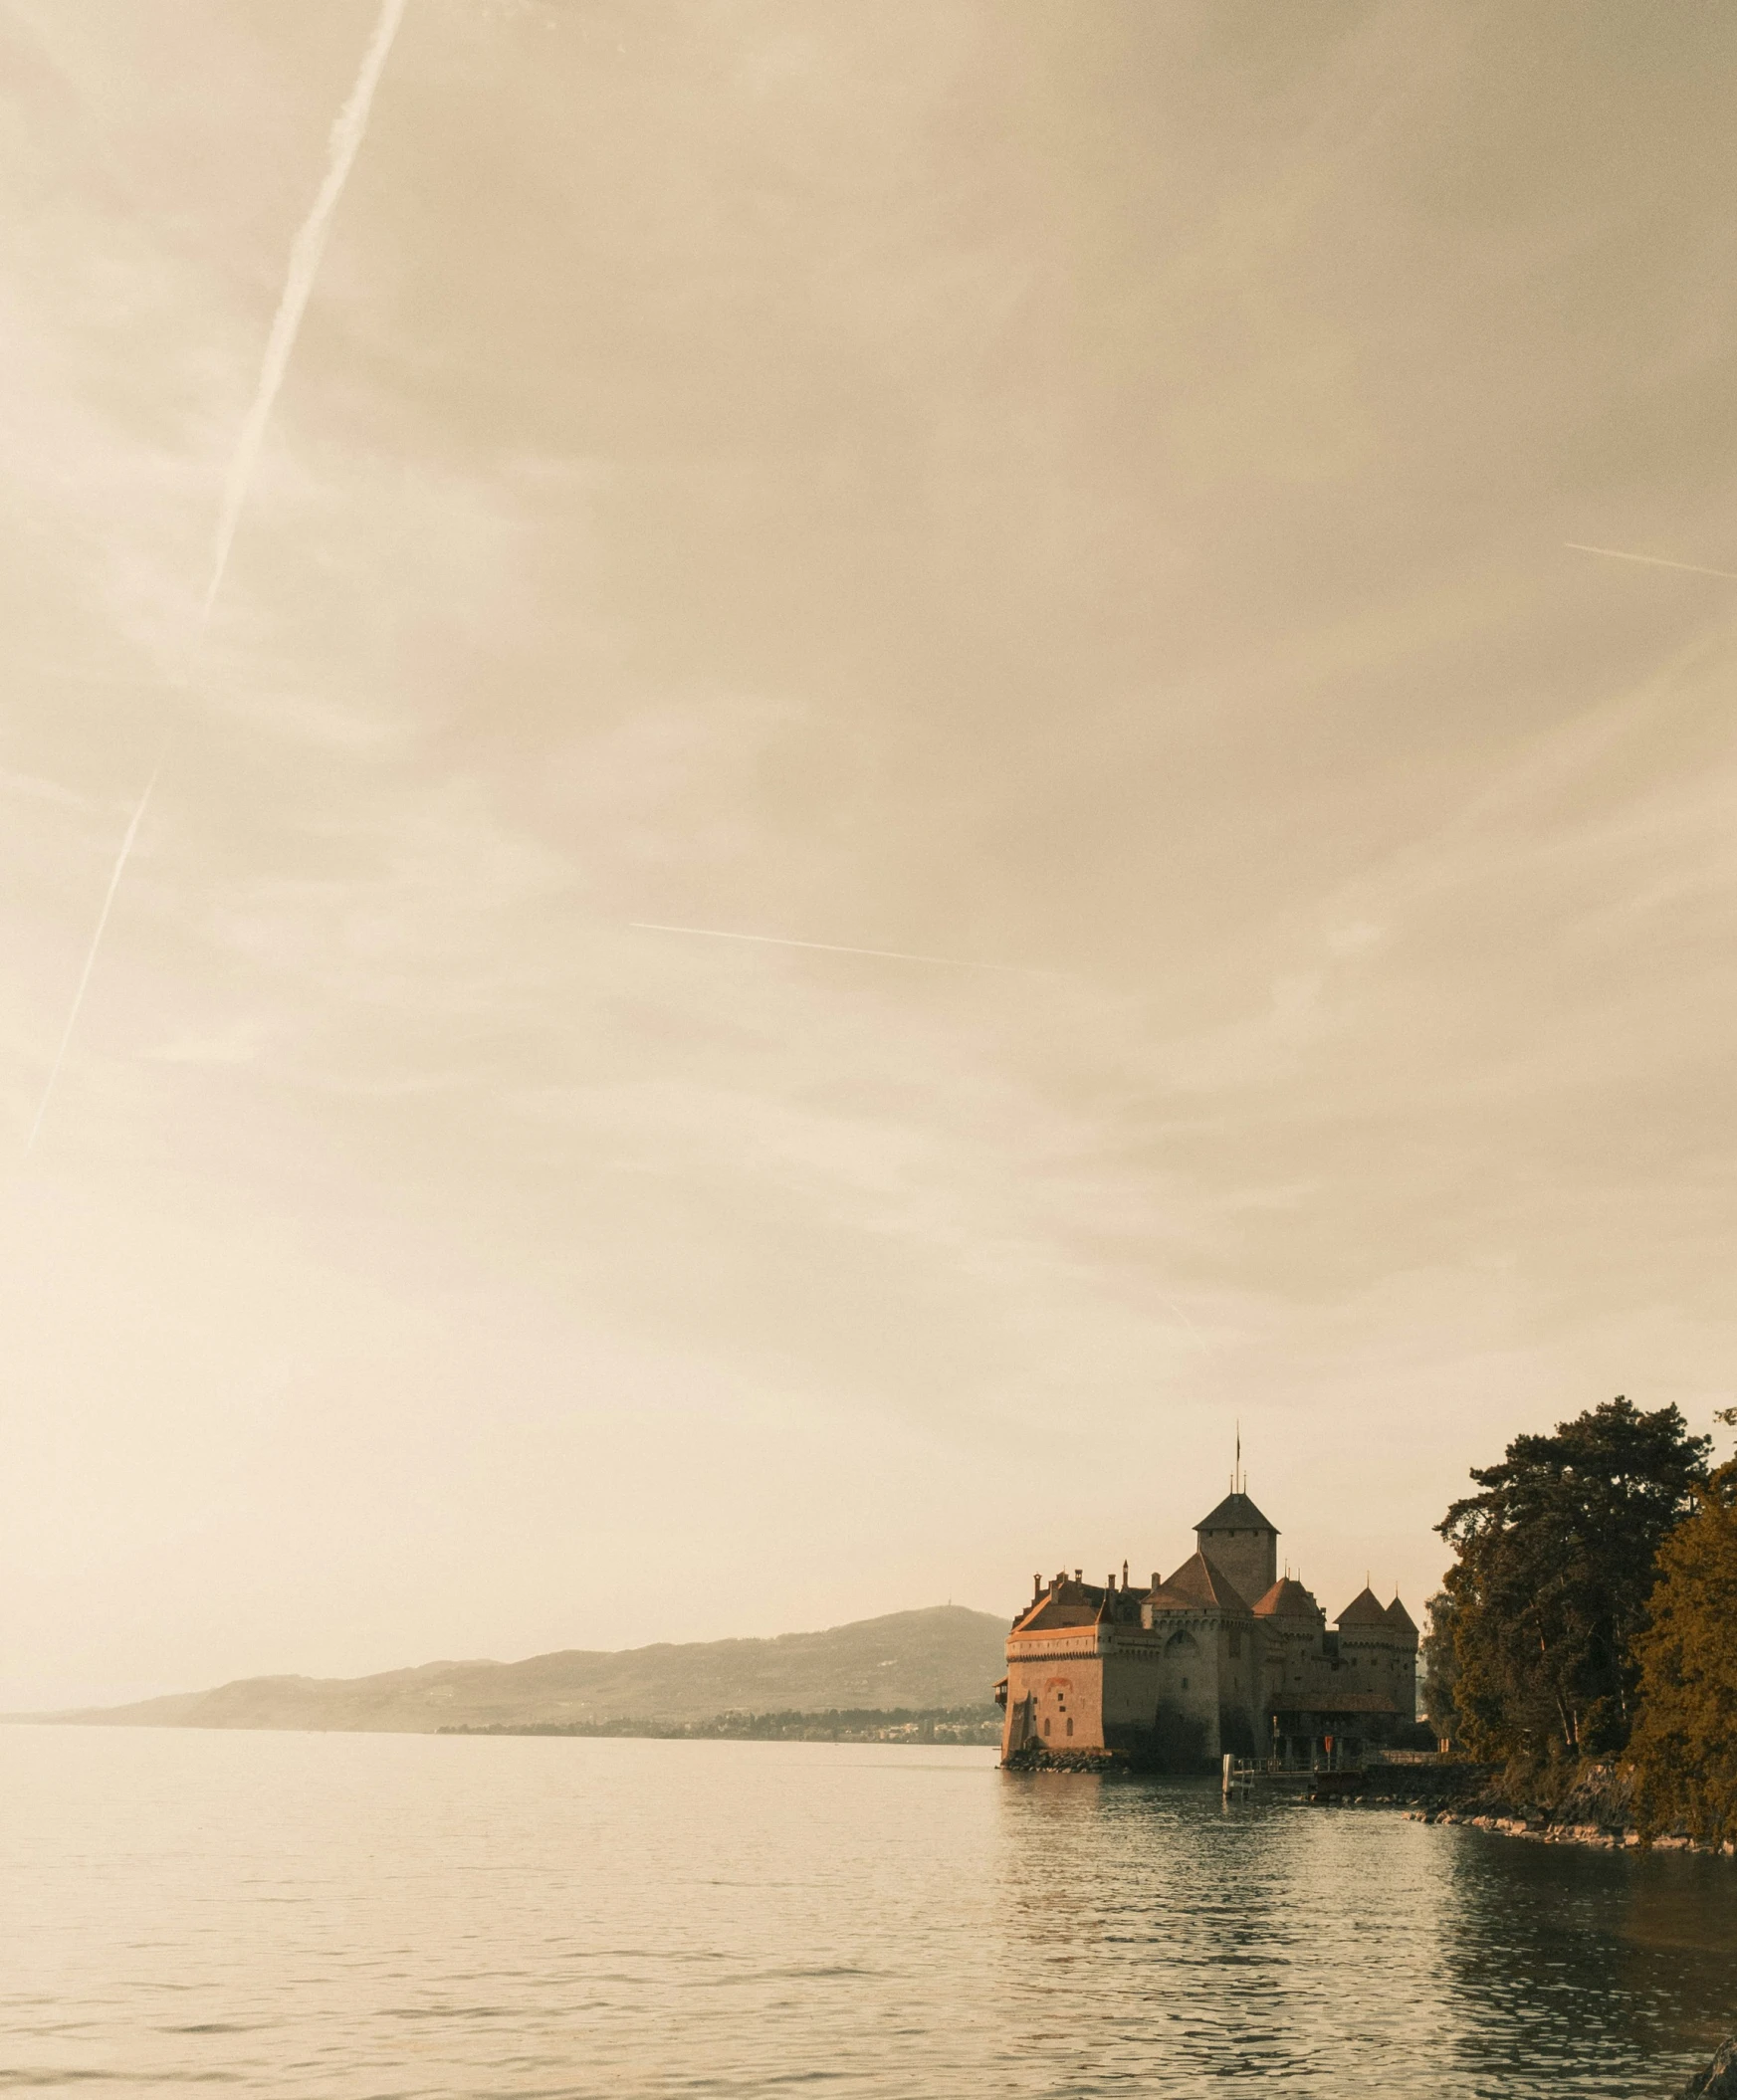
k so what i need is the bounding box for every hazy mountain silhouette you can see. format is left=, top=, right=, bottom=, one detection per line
left=31, top=1606, right=1006, bottom=1734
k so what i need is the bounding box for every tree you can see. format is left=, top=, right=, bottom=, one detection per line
left=1436, top=1397, right=1709, bottom=1767
left=1420, top=1591, right=1460, bottom=1746
left=1628, top=1443, right=1737, bottom=1844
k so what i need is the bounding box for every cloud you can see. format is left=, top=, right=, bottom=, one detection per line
left=1326, top=920, right=1383, bottom=957
left=148, top=1017, right=268, bottom=1067
left=7, top=0, right=1737, bottom=1692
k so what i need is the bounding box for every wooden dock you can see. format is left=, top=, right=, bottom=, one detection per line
left=1223, top=1754, right=1370, bottom=1802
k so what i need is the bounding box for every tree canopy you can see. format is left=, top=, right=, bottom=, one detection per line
left=1436, top=1396, right=1708, bottom=1764
left=1420, top=1590, right=1459, bottom=1745
left=1627, top=1459, right=1737, bottom=1843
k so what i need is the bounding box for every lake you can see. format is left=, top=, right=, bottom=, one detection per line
left=4, top=1726, right=1734, bottom=2096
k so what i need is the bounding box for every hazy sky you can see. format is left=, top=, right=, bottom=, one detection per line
left=5, top=1, right=1736, bottom=1707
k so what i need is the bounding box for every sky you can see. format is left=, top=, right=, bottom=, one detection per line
left=4, top=0, right=1736, bottom=1709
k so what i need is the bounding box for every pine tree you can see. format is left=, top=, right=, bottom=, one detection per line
left=1436, top=1397, right=1708, bottom=1768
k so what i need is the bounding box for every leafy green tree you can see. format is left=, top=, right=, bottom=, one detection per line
left=1628, top=1428, right=1737, bottom=1843
left=1437, top=1397, right=1708, bottom=1766
left=1420, top=1590, right=1460, bottom=1745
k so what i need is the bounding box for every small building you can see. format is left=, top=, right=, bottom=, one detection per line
left=998, top=1488, right=1419, bottom=1770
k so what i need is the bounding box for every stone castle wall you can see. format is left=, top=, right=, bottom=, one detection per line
left=1194, top=1527, right=1276, bottom=1609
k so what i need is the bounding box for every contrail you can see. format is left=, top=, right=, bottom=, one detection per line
left=23, top=753, right=165, bottom=1158
left=1564, top=541, right=1737, bottom=583
left=24, top=2, right=405, bottom=1160
left=1153, top=1290, right=1208, bottom=1353
left=200, top=0, right=408, bottom=630
left=628, top=921, right=1050, bottom=974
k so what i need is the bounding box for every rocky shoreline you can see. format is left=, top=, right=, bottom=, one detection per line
left=1401, top=1802, right=1735, bottom=1855
left=1403, top=1805, right=1730, bottom=1856
left=1360, top=1760, right=1736, bottom=1858
left=1678, top=2039, right=1737, bottom=2097
left=1001, top=1743, right=1132, bottom=1774
left=999, top=1751, right=1736, bottom=1858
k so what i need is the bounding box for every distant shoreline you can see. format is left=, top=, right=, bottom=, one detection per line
left=5, top=1604, right=1008, bottom=1738
left=439, top=1705, right=999, bottom=1746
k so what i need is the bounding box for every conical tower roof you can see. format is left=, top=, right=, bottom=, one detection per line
left=1385, top=1594, right=1418, bottom=1635
left=1336, top=1586, right=1391, bottom=1628
left=1194, top=1491, right=1278, bottom=1534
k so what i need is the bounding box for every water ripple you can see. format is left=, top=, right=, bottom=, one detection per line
left=3, top=1729, right=1734, bottom=2096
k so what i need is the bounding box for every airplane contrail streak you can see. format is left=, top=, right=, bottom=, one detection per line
left=628, top=921, right=1049, bottom=974
left=1153, top=1290, right=1208, bottom=1353
left=1564, top=541, right=1737, bottom=582
left=24, top=754, right=165, bottom=1158
left=24, top=2, right=404, bottom=1160
left=200, top=0, right=407, bottom=630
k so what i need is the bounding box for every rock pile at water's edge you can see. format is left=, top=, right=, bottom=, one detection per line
left=1359, top=1760, right=1736, bottom=1858
left=1677, top=2037, right=1737, bottom=2098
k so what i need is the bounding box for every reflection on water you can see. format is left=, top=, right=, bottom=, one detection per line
left=3, top=1727, right=1732, bottom=2096
left=996, top=1775, right=1737, bottom=2096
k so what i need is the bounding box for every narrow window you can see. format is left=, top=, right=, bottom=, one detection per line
left=1065, top=1718, right=1073, bottom=1738
left=1042, top=1718, right=1051, bottom=1737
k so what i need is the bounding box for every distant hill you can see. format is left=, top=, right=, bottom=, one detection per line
left=32, top=1606, right=1008, bottom=1735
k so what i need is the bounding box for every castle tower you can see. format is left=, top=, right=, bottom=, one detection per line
left=1194, top=1491, right=1279, bottom=1609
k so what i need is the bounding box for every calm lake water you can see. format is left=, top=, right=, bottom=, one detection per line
left=4, top=1726, right=1735, bottom=2097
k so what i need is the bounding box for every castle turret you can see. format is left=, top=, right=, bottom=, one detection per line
left=1194, top=1491, right=1279, bottom=1609
left=1331, top=1586, right=1420, bottom=1727
left=1385, top=1593, right=1419, bottom=1720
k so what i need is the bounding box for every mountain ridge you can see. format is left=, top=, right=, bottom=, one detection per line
left=17, top=1605, right=1008, bottom=1735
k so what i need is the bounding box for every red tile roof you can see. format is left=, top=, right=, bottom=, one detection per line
left=1252, top=1575, right=1323, bottom=1620
left=1009, top=1598, right=1102, bottom=1634
left=1160, top=1551, right=1253, bottom=1614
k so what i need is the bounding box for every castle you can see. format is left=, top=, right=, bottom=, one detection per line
left=995, top=1485, right=1418, bottom=1770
